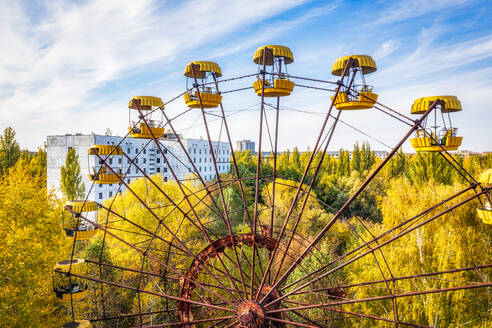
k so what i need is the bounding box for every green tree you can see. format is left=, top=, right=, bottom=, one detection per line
left=60, top=148, right=85, bottom=200
left=0, top=127, right=21, bottom=173
left=351, top=142, right=361, bottom=173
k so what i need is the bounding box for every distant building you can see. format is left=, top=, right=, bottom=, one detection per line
left=236, top=139, right=255, bottom=153
left=324, top=150, right=388, bottom=159
left=47, top=134, right=231, bottom=201
left=259, top=149, right=388, bottom=160
left=455, top=150, right=478, bottom=157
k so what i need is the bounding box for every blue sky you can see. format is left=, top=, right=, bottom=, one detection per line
left=1, top=0, right=491, bottom=152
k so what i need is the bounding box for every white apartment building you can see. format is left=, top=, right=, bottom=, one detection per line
left=47, top=133, right=231, bottom=201
left=236, top=139, right=255, bottom=153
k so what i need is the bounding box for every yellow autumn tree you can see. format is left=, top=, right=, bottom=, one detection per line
left=0, top=161, right=69, bottom=327
left=344, top=177, right=491, bottom=327
left=259, top=178, right=331, bottom=236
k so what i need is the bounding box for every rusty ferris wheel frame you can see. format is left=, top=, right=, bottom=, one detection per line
left=64, top=53, right=491, bottom=328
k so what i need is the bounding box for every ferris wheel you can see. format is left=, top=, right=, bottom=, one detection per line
left=53, top=45, right=491, bottom=328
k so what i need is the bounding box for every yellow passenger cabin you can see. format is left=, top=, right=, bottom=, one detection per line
left=53, top=259, right=88, bottom=302
left=331, top=55, right=378, bottom=110
left=184, top=61, right=223, bottom=108
left=128, top=96, right=165, bottom=139
left=253, top=45, right=295, bottom=97
left=477, top=169, right=492, bottom=224
left=87, top=145, right=124, bottom=184
left=63, top=201, right=99, bottom=240
left=409, top=96, right=463, bottom=152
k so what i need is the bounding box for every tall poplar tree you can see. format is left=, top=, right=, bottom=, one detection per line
left=60, top=148, right=85, bottom=200
left=0, top=127, right=21, bottom=173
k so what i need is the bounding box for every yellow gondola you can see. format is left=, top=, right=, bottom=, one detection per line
left=87, top=145, right=124, bottom=184
left=53, top=259, right=88, bottom=302
left=184, top=61, right=223, bottom=108
left=477, top=169, right=492, bottom=224
left=331, top=55, right=378, bottom=110
left=63, top=201, right=99, bottom=240
left=128, top=96, right=165, bottom=139
left=253, top=45, right=295, bottom=97
left=62, top=320, right=93, bottom=328
left=409, top=95, right=463, bottom=152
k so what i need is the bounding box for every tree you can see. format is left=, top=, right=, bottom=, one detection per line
left=29, top=146, right=47, bottom=180
left=0, top=162, right=68, bottom=327
left=0, top=127, right=21, bottom=173
left=60, top=148, right=85, bottom=200
left=351, top=142, right=361, bottom=173
left=345, top=178, right=491, bottom=327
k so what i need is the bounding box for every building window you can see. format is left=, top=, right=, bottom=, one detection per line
left=143, top=158, right=146, bottom=164
left=118, top=158, right=122, bottom=164
left=163, top=148, right=167, bottom=154
left=199, top=150, right=201, bottom=154
left=144, top=168, right=146, bottom=173
left=68, top=146, right=73, bottom=151
left=98, top=193, right=102, bottom=199
left=163, top=167, right=167, bottom=172
left=144, top=149, right=146, bottom=154
left=109, top=191, right=113, bottom=197
left=164, top=177, right=168, bottom=182
left=194, top=149, right=196, bottom=154
left=135, top=169, right=138, bottom=174
left=127, top=148, right=130, bottom=153
left=127, top=179, right=130, bottom=184
left=109, top=184, right=113, bottom=187
left=157, top=158, right=160, bottom=163
left=199, top=158, right=201, bottom=163
left=109, top=158, right=113, bottom=164
left=193, top=158, right=196, bottom=163
left=136, top=158, right=139, bottom=164
left=127, top=158, right=130, bottom=164
left=157, top=168, right=160, bottom=173
left=135, top=148, right=138, bottom=154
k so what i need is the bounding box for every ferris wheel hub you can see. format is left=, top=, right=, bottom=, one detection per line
left=237, top=301, right=265, bottom=328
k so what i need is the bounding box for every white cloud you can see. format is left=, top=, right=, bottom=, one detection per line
left=372, top=40, right=399, bottom=60
left=371, top=0, right=471, bottom=25
left=0, top=0, right=307, bottom=148
left=208, top=3, right=339, bottom=59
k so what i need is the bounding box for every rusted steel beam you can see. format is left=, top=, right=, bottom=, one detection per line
left=283, top=304, right=430, bottom=328
left=59, top=270, right=235, bottom=313
left=267, top=282, right=492, bottom=314
left=250, top=46, right=270, bottom=299
left=136, top=315, right=236, bottom=328
left=291, top=263, right=492, bottom=296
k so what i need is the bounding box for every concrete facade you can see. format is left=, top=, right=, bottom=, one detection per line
left=236, top=139, right=255, bottom=153
left=47, top=134, right=231, bottom=201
